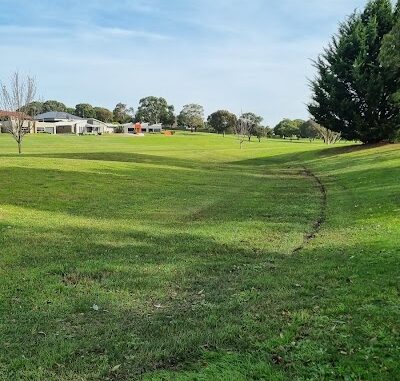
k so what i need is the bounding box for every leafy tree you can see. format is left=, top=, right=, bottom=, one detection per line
left=66, top=107, right=76, bottom=115
left=299, top=120, right=319, bottom=139
left=254, top=125, right=268, bottom=142
left=42, top=100, right=67, bottom=113
left=135, top=96, right=173, bottom=125
left=75, top=103, right=95, bottom=118
left=263, top=126, right=274, bottom=138
left=113, top=103, right=134, bottom=124
left=309, top=0, right=399, bottom=143
left=21, top=101, right=43, bottom=117
left=161, top=105, right=175, bottom=127
left=274, top=119, right=302, bottom=138
left=207, top=110, right=237, bottom=136
left=240, top=112, right=263, bottom=141
left=94, top=107, right=113, bottom=122
left=178, top=104, right=204, bottom=132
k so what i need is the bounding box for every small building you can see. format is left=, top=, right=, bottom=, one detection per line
left=83, top=118, right=115, bottom=134
left=142, top=123, right=163, bottom=133
left=123, top=122, right=163, bottom=134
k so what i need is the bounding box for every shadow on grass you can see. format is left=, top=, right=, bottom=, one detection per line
left=0, top=152, right=207, bottom=171
left=0, top=220, right=288, bottom=379
left=2, top=220, right=399, bottom=380
left=0, top=162, right=317, bottom=223
left=232, top=143, right=400, bottom=175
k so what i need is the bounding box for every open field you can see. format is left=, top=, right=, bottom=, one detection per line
left=0, top=133, right=399, bottom=380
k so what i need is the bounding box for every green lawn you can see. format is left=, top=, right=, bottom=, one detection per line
left=0, top=133, right=399, bottom=380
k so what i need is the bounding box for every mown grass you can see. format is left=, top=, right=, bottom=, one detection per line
left=0, top=133, right=398, bottom=380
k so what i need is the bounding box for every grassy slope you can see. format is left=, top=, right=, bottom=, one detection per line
left=0, top=134, right=398, bottom=380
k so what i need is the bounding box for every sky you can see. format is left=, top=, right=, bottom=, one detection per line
left=0, top=0, right=369, bottom=126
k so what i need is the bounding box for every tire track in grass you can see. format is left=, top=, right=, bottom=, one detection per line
left=293, top=167, right=327, bottom=254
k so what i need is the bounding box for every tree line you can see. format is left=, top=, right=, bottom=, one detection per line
left=24, top=100, right=135, bottom=124
left=23, top=96, right=271, bottom=138
left=20, top=93, right=345, bottom=142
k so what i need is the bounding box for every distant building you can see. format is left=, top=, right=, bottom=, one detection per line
left=33, top=111, right=86, bottom=134
left=85, top=118, right=115, bottom=134
left=123, top=122, right=163, bottom=134
left=1, top=110, right=162, bottom=136
left=0, top=110, right=33, bottom=133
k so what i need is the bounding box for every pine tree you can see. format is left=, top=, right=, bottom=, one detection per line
left=309, top=0, right=399, bottom=143
left=380, top=1, right=400, bottom=109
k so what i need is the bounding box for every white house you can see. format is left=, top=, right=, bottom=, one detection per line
left=31, top=112, right=116, bottom=134
left=34, top=111, right=87, bottom=134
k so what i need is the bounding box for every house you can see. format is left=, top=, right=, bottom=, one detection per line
left=1, top=110, right=163, bottom=136
left=0, top=111, right=34, bottom=133
left=30, top=112, right=115, bottom=134
left=34, top=111, right=86, bottom=134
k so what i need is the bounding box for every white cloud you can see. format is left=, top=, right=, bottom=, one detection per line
left=0, top=0, right=371, bottom=126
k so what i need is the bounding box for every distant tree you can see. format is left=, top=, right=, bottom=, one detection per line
left=178, top=104, right=204, bottom=132
left=161, top=105, right=175, bottom=127
left=42, top=100, right=67, bottom=113
left=66, top=107, right=75, bottom=115
left=234, top=117, right=250, bottom=149
left=240, top=112, right=263, bottom=141
left=299, top=120, right=319, bottom=140
left=207, top=110, right=237, bottom=136
left=0, top=72, right=37, bottom=154
left=94, top=107, right=113, bottom=122
left=113, top=103, right=134, bottom=124
left=75, top=103, right=95, bottom=118
left=21, top=101, right=43, bottom=116
left=274, top=119, right=302, bottom=138
left=264, top=126, right=274, bottom=138
left=310, top=120, right=342, bottom=145
left=135, top=96, right=173, bottom=125
left=254, top=125, right=270, bottom=142
left=308, top=0, right=399, bottom=143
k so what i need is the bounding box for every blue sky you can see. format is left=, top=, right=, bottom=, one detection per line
left=0, top=0, right=369, bottom=125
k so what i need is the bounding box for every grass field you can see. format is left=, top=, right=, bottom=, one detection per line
left=0, top=133, right=399, bottom=380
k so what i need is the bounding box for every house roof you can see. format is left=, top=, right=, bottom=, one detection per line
left=86, top=118, right=109, bottom=126
left=0, top=110, right=32, bottom=119
left=34, top=111, right=83, bottom=121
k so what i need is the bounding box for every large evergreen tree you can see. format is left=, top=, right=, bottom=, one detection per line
left=380, top=1, right=400, bottom=108
left=309, top=0, right=399, bottom=143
